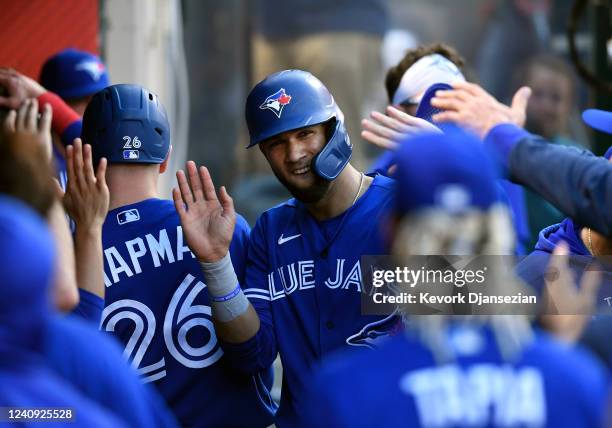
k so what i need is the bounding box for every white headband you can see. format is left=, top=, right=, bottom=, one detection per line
left=392, top=53, right=466, bottom=105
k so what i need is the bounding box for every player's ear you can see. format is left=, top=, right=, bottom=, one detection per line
left=159, top=145, right=172, bottom=174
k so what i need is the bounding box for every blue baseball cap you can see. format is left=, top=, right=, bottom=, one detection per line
left=415, top=82, right=452, bottom=123
left=40, top=48, right=109, bottom=99
left=393, top=128, right=500, bottom=216
left=582, top=109, right=612, bottom=135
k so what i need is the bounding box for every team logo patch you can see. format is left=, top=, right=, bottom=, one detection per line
left=345, top=312, right=401, bottom=349
left=260, top=88, right=292, bottom=118
left=123, top=150, right=140, bottom=160
left=117, top=209, right=140, bottom=225
left=74, top=60, right=105, bottom=81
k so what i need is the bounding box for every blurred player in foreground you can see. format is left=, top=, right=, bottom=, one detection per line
left=301, top=128, right=608, bottom=428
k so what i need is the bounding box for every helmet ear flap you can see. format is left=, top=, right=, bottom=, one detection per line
left=313, top=119, right=352, bottom=181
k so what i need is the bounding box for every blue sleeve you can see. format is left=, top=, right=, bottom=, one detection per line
left=220, top=217, right=278, bottom=374
left=486, top=124, right=612, bottom=236
left=498, top=180, right=530, bottom=255
left=367, top=150, right=395, bottom=176
left=47, top=317, right=179, bottom=428
left=61, top=120, right=83, bottom=147
left=70, top=289, right=104, bottom=324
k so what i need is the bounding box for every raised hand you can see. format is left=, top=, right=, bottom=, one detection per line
left=541, top=242, right=602, bottom=343
left=431, top=82, right=531, bottom=139
left=63, top=138, right=109, bottom=230
left=62, top=138, right=109, bottom=300
left=3, top=98, right=53, bottom=162
left=361, top=105, right=442, bottom=150
left=173, top=161, right=235, bottom=263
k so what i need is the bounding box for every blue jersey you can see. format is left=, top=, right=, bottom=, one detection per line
left=101, top=198, right=275, bottom=427
left=45, top=315, right=178, bottom=428
left=222, top=174, right=395, bottom=427
left=0, top=366, right=128, bottom=428
left=302, top=326, right=609, bottom=428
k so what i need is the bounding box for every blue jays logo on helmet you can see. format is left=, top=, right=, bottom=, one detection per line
left=259, top=88, right=292, bottom=118
left=245, top=70, right=352, bottom=180
left=345, top=312, right=402, bottom=350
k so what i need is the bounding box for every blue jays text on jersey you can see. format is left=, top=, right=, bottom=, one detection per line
left=101, top=198, right=275, bottom=428
left=301, top=326, right=609, bottom=428
left=221, top=174, right=395, bottom=427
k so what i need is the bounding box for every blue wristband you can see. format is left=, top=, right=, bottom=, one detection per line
left=210, top=284, right=242, bottom=302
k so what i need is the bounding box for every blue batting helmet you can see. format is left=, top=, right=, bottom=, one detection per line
left=81, top=84, right=170, bottom=165
left=40, top=48, right=109, bottom=99
left=245, top=70, right=352, bottom=181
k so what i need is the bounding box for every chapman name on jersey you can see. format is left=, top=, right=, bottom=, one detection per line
left=100, top=198, right=275, bottom=428
left=102, top=222, right=195, bottom=286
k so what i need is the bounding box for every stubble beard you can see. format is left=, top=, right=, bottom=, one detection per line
left=271, top=164, right=331, bottom=204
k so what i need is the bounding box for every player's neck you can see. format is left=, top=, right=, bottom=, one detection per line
left=305, top=165, right=372, bottom=221
left=106, top=166, right=160, bottom=210
left=580, top=227, right=612, bottom=256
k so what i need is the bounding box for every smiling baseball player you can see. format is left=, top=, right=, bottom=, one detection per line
left=175, top=70, right=396, bottom=427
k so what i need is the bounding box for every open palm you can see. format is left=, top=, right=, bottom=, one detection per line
left=173, top=161, right=235, bottom=263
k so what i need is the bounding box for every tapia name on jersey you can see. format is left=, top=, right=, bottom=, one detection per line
left=402, top=364, right=545, bottom=427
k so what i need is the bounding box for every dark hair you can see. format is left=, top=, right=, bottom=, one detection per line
left=0, top=122, right=55, bottom=217
left=385, top=43, right=466, bottom=103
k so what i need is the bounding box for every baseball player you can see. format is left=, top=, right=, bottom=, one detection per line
left=174, top=70, right=395, bottom=427
left=0, top=196, right=130, bottom=428
left=40, top=49, right=109, bottom=116
left=39, top=49, right=110, bottom=189
left=0, top=66, right=109, bottom=318
left=363, top=43, right=530, bottom=255
left=300, top=129, right=609, bottom=428
left=81, top=84, right=275, bottom=427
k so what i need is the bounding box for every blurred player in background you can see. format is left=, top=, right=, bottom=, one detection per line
left=40, top=49, right=109, bottom=116
left=81, top=83, right=275, bottom=427
left=39, top=49, right=110, bottom=190
left=511, top=54, right=582, bottom=249
left=364, top=43, right=530, bottom=254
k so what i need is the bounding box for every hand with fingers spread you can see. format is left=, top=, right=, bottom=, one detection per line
left=0, top=67, right=46, bottom=109
left=541, top=242, right=602, bottom=343
left=62, top=138, right=109, bottom=299
left=361, top=105, right=442, bottom=151
left=173, top=161, right=236, bottom=263
left=431, top=81, right=531, bottom=139
left=63, top=138, right=110, bottom=230
left=3, top=98, right=53, bottom=162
